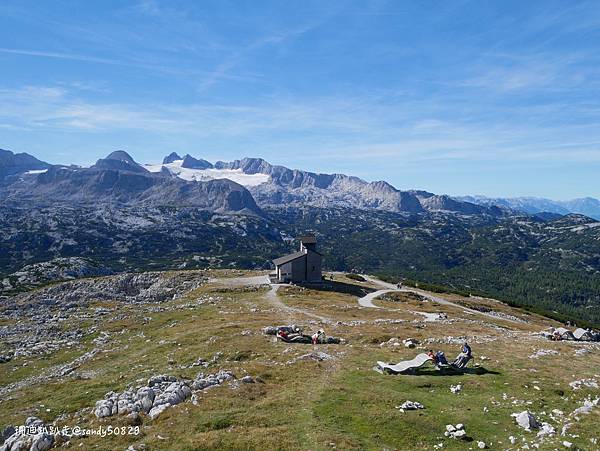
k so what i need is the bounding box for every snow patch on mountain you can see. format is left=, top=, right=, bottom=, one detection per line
left=144, top=160, right=270, bottom=187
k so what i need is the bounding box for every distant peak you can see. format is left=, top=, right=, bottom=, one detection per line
left=370, top=180, right=397, bottom=192
left=163, top=152, right=182, bottom=164
left=181, top=154, right=213, bottom=170
left=93, top=150, right=147, bottom=173
left=105, top=150, right=136, bottom=164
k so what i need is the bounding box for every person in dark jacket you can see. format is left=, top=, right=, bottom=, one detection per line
left=453, top=342, right=473, bottom=369
left=462, top=342, right=472, bottom=357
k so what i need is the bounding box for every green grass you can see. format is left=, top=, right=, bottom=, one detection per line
left=1, top=271, right=599, bottom=450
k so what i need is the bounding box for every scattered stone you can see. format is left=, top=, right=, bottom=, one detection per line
left=573, top=397, right=600, bottom=415
left=444, top=424, right=467, bottom=440
left=148, top=374, right=177, bottom=387
left=569, top=378, right=598, bottom=390
left=424, top=335, right=497, bottom=346
left=379, top=337, right=401, bottom=348
left=1, top=426, right=16, bottom=444
left=0, top=354, right=12, bottom=364
left=396, top=401, right=424, bottom=411
left=403, top=338, right=419, bottom=348
left=450, top=384, right=462, bottom=394
left=291, top=351, right=334, bottom=363
left=192, top=370, right=235, bottom=390
left=537, top=422, right=556, bottom=438
left=148, top=404, right=170, bottom=420
left=0, top=417, right=56, bottom=451
left=529, top=349, right=559, bottom=359
left=241, top=376, right=255, bottom=384
left=512, top=411, right=540, bottom=431
left=126, top=445, right=147, bottom=451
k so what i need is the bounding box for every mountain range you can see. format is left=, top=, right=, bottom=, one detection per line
left=0, top=149, right=506, bottom=216
left=457, top=195, right=600, bottom=220
left=2, top=148, right=600, bottom=326
left=0, top=150, right=260, bottom=214
left=3, top=148, right=597, bottom=219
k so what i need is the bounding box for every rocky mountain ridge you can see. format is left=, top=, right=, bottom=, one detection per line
left=0, top=150, right=261, bottom=215
left=211, top=157, right=498, bottom=215
left=3, top=148, right=598, bottom=220
left=0, top=148, right=49, bottom=178
left=0, top=149, right=505, bottom=216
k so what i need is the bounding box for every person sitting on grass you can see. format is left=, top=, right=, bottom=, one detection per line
left=435, top=350, right=449, bottom=366
left=462, top=342, right=472, bottom=357
left=452, top=342, right=473, bottom=369
left=426, top=349, right=438, bottom=365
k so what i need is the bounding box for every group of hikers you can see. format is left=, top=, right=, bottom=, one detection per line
left=376, top=341, right=474, bottom=374
left=426, top=342, right=473, bottom=369
left=275, top=325, right=329, bottom=344
left=273, top=322, right=475, bottom=373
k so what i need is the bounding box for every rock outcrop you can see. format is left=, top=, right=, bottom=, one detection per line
left=1, top=257, right=112, bottom=293
left=0, top=417, right=55, bottom=451
left=94, top=370, right=235, bottom=420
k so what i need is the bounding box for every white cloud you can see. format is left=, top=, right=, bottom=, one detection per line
left=2, top=83, right=600, bottom=168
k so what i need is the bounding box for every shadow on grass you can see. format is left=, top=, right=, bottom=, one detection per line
left=298, top=280, right=376, bottom=297
left=381, top=366, right=500, bottom=377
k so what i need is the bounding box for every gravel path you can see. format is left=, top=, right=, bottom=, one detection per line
left=264, top=284, right=331, bottom=322
left=358, top=289, right=394, bottom=308
left=211, top=275, right=331, bottom=323
left=360, top=275, right=521, bottom=323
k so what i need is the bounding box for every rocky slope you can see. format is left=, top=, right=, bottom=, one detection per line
left=214, top=157, right=495, bottom=215
left=0, top=205, right=284, bottom=279
left=1, top=257, right=113, bottom=293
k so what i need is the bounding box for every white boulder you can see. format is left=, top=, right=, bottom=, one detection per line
left=512, top=411, right=540, bottom=431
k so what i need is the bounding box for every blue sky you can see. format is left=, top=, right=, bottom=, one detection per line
left=1, top=0, right=600, bottom=199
